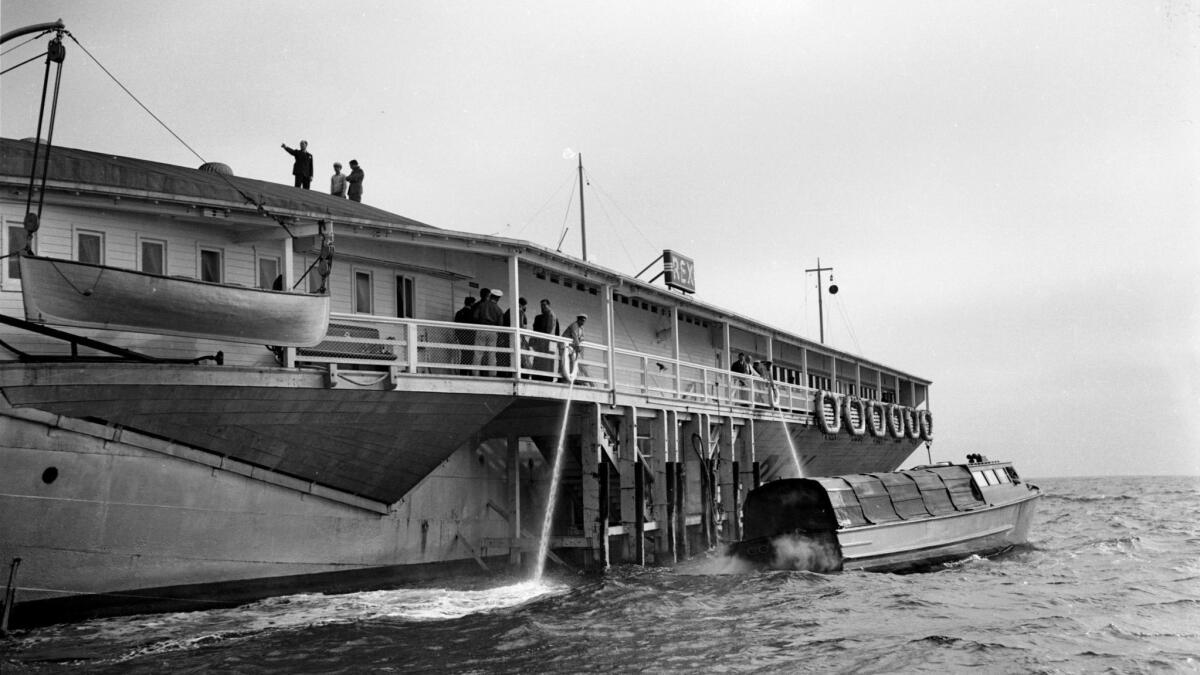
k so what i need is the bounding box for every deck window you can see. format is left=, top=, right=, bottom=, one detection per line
left=140, top=239, right=166, bottom=275
left=200, top=248, right=223, bottom=283
left=258, top=256, right=281, bottom=290
left=76, top=231, right=104, bottom=265
left=396, top=274, right=414, bottom=318
left=5, top=222, right=27, bottom=284
left=354, top=270, right=373, bottom=314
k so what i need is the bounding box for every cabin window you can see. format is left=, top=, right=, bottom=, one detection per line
left=396, top=274, right=415, bottom=318
left=4, top=223, right=27, bottom=285
left=258, top=256, right=281, bottom=290
left=76, top=230, right=104, bottom=265
left=354, top=270, right=373, bottom=314
left=200, top=248, right=223, bottom=283
left=140, top=239, right=166, bottom=275
left=983, top=469, right=1001, bottom=485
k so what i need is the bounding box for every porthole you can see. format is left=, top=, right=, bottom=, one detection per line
left=42, top=467, right=58, bottom=484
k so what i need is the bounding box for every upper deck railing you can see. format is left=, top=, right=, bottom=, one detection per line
left=291, top=313, right=816, bottom=416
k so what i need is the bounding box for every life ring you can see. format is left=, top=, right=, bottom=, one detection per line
left=865, top=399, right=888, bottom=437
left=886, top=404, right=906, bottom=439
left=559, top=344, right=579, bottom=383
left=904, top=407, right=922, bottom=440
left=841, top=395, right=866, bottom=436
left=918, top=410, right=933, bottom=441
left=815, top=390, right=842, bottom=434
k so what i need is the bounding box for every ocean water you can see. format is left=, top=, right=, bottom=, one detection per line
left=2, top=475, right=1197, bottom=674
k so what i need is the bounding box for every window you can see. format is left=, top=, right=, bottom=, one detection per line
left=308, top=255, right=324, bottom=293
left=396, top=274, right=414, bottom=318
left=354, top=270, right=373, bottom=314
left=140, top=239, right=166, bottom=275
left=200, top=248, right=223, bottom=283
left=5, top=222, right=27, bottom=284
left=258, top=256, right=281, bottom=290
left=77, top=230, right=104, bottom=264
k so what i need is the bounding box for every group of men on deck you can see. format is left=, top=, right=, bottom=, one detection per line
left=453, top=291, right=586, bottom=381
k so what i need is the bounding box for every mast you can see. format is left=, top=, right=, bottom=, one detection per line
left=578, top=153, right=587, bottom=261
left=805, top=258, right=834, bottom=344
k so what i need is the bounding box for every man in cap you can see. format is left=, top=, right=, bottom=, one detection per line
left=472, top=288, right=504, bottom=374
left=560, top=313, right=588, bottom=382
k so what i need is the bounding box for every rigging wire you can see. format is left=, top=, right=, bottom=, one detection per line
left=0, top=31, right=50, bottom=56
left=1, top=50, right=47, bottom=76
left=585, top=171, right=661, bottom=256
left=554, top=178, right=578, bottom=253
left=582, top=168, right=640, bottom=271
left=511, top=170, right=576, bottom=239
left=62, top=33, right=299, bottom=240
left=65, top=34, right=208, bottom=166
left=833, top=295, right=863, bottom=354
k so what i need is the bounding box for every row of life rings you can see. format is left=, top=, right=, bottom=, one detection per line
left=814, top=390, right=932, bottom=441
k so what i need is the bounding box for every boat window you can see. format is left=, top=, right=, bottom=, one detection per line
left=76, top=230, right=104, bottom=265
left=4, top=222, right=26, bottom=284
left=258, top=256, right=280, bottom=290
left=354, top=270, right=374, bottom=314
left=200, top=248, right=223, bottom=283
left=140, top=239, right=166, bottom=275
left=396, top=274, right=415, bottom=318
left=983, top=469, right=1001, bottom=485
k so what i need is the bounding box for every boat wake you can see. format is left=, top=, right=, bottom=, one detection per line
left=4, top=580, right=569, bottom=665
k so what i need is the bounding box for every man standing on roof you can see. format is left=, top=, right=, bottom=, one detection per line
left=347, top=159, right=364, bottom=202
left=281, top=140, right=313, bottom=189
left=330, top=162, right=347, bottom=197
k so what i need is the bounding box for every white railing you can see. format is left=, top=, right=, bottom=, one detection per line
left=293, top=314, right=816, bottom=414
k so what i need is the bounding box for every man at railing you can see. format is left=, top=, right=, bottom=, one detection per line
left=472, top=288, right=503, bottom=376
left=561, top=314, right=588, bottom=383
left=531, top=298, right=560, bottom=381
left=453, top=296, right=477, bottom=376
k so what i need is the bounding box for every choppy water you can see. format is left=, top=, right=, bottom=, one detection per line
left=3, top=476, right=1198, bottom=674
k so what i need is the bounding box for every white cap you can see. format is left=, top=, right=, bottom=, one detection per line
left=491, top=289, right=504, bottom=298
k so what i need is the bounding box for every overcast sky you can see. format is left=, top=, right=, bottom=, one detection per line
left=2, top=1, right=1197, bottom=477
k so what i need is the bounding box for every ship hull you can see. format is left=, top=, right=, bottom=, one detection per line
left=0, top=405, right=515, bottom=627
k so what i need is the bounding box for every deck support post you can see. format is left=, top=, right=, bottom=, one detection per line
left=649, top=409, right=671, bottom=563
left=580, top=403, right=608, bottom=569
left=507, top=432, right=522, bottom=568
left=619, top=406, right=643, bottom=564
left=718, top=415, right=736, bottom=541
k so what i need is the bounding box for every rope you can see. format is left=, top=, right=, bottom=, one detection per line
left=49, top=259, right=104, bottom=296
left=66, top=33, right=298, bottom=240
left=0, top=50, right=45, bottom=75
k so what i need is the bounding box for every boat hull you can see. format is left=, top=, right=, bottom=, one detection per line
left=19, top=254, right=331, bottom=347
left=838, top=494, right=1039, bottom=572
left=729, top=464, right=1041, bottom=573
